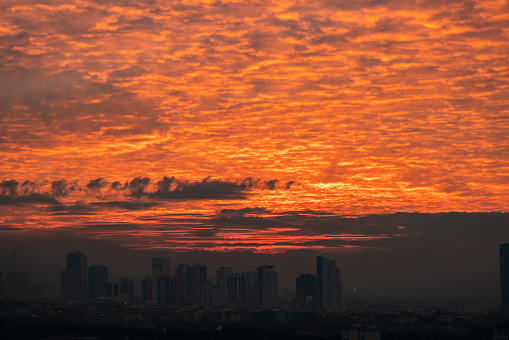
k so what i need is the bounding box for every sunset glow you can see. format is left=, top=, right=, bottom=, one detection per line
left=1, top=0, right=507, bottom=252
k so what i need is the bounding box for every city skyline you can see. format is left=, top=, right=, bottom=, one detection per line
left=2, top=251, right=341, bottom=310
left=0, top=0, right=508, bottom=319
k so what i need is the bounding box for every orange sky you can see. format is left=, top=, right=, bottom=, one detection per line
left=0, top=0, right=508, bottom=252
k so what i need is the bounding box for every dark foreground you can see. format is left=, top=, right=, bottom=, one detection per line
left=1, top=300, right=508, bottom=340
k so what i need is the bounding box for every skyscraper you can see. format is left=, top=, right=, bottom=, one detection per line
left=142, top=276, right=153, bottom=304
left=88, top=264, right=108, bottom=299
left=174, top=263, right=207, bottom=307
left=316, top=256, right=341, bottom=312
left=152, top=257, right=172, bottom=277
left=257, top=265, right=278, bottom=309
left=296, top=273, right=316, bottom=298
left=500, top=244, right=509, bottom=314
left=61, top=251, right=88, bottom=300
left=152, top=257, right=171, bottom=302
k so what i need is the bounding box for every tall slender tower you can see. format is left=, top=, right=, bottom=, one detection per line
left=316, top=256, right=341, bottom=312
left=88, top=264, right=108, bottom=299
left=257, top=265, right=278, bottom=309
left=61, top=251, right=88, bottom=300
left=151, top=257, right=171, bottom=302
left=500, top=244, right=509, bottom=314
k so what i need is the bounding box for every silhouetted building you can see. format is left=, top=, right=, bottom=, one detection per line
left=190, top=263, right=207, bottom=306
left=142, top=276, right=153, bottom=304
left=257, top=265, right=278, bottom=309
left=296, top=273, right=316, bottom=309
left=226, top=274, right=244, bottom=305
left=61, top=251, right=88, bottom=300
left=152, top=257, right=172, bottom=276
left=316, top=256, right=341, bottom=312
left=216, top=266, right=233, bottom=305
left=105, top=278, right=134, bottom=303
left=296, top=273, right=316, bottom=298
left=151, top=257, right=171, bottom=303
left=175, top=264, right=189, bottom=307
left=500, top=244, right=509, bottom=314
left=206, top=280, right=222, bottom=307
left=88, top=265, right=108, bottom=299
left=157, top=274, right=176, bottom=305
left=174, top=263, right=207, bottom=307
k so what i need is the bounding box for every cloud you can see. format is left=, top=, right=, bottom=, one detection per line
left=51, top=179, right=77, bottom=197
left=0, top=193, right=60, bottom=206
left=151, top=177, right=253, bottom=200
left=111, top=181, right=128, bottom=190
left=20, top=180, right=38, bottom=195
left=0, top=180, right=19, bottom=196
left=109, top=65, right=147, bottom=79
left=219, top=207, right=269, bottom=216
left=93, top=201, right=160, bottom=211
left=0, top=0, right=507, bottom=219
left=86, top=178, right=108, bottom=190
left=266, top=179, right=279, bottom=190
left=129, top=177, right=151, bottom=196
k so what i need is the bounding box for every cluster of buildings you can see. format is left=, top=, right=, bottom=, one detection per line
left=60, top=251, right=342, bottom=312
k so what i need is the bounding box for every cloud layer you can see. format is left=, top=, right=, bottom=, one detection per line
left=0, top=0, right=508, bottom=251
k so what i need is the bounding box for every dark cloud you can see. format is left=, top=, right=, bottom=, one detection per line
left=151, top=177, right=252, bottom=200
left=156, top=176, right=176, bottom=194
left=219, top=207, right=269, bottom=216
left=93, top=201, right=160, bottom=211
left=111, top=181, right=128, bottom=190
left=78, top=223, right=144, bottom=231
left=266, top=179, right=279, bottom=190
left=129, top=177, right=151, bottom=196
left=0, top=193, right=60, bottom=205
left=20, top=180, right=38, bottom=195
left=47, top=204, right=90, bottom=213
left=109, top=65, right=147, bottom=79
left=86, top=178, right=108, bottom=190
left=0, top=180, right=19, bottom=196
left=51, top=179, right=76, bottom=197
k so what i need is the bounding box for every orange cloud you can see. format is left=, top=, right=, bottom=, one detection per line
left=0, top=0, right=507, bottom=252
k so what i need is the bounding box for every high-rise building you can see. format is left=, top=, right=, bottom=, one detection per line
left=316, top=256, right=341, bottom=312
left=142, top=276, right=152, bottom=304
left=157, top=274, right=176, bottom=305
left=152, top=257, right=172, bottom=277
left=257, top=265, right=278, bottom=309
left=244, top=271, right=257, bottom=307
left=500, top=244, right=509, bottom=314
left=174, top=264, right=189, bottom=307
left=105, top=278, right=135, bottom=303
left=297, top=273, right=316, bottom=297
left=190, top=263, right=207, bottom=306
left=174, top=263, right=207, bottom=307
left=61, top=251, right=88, bottom=300
left=88, top=265, right=108, bottom=299
left=216, top=266, right=233, bottom=305
left=151, top=257, right=171, bottom=302
left=295, top=273, right=317, bottom=310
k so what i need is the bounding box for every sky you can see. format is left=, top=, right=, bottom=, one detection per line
left=0, top=0, right=508, bottom=300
